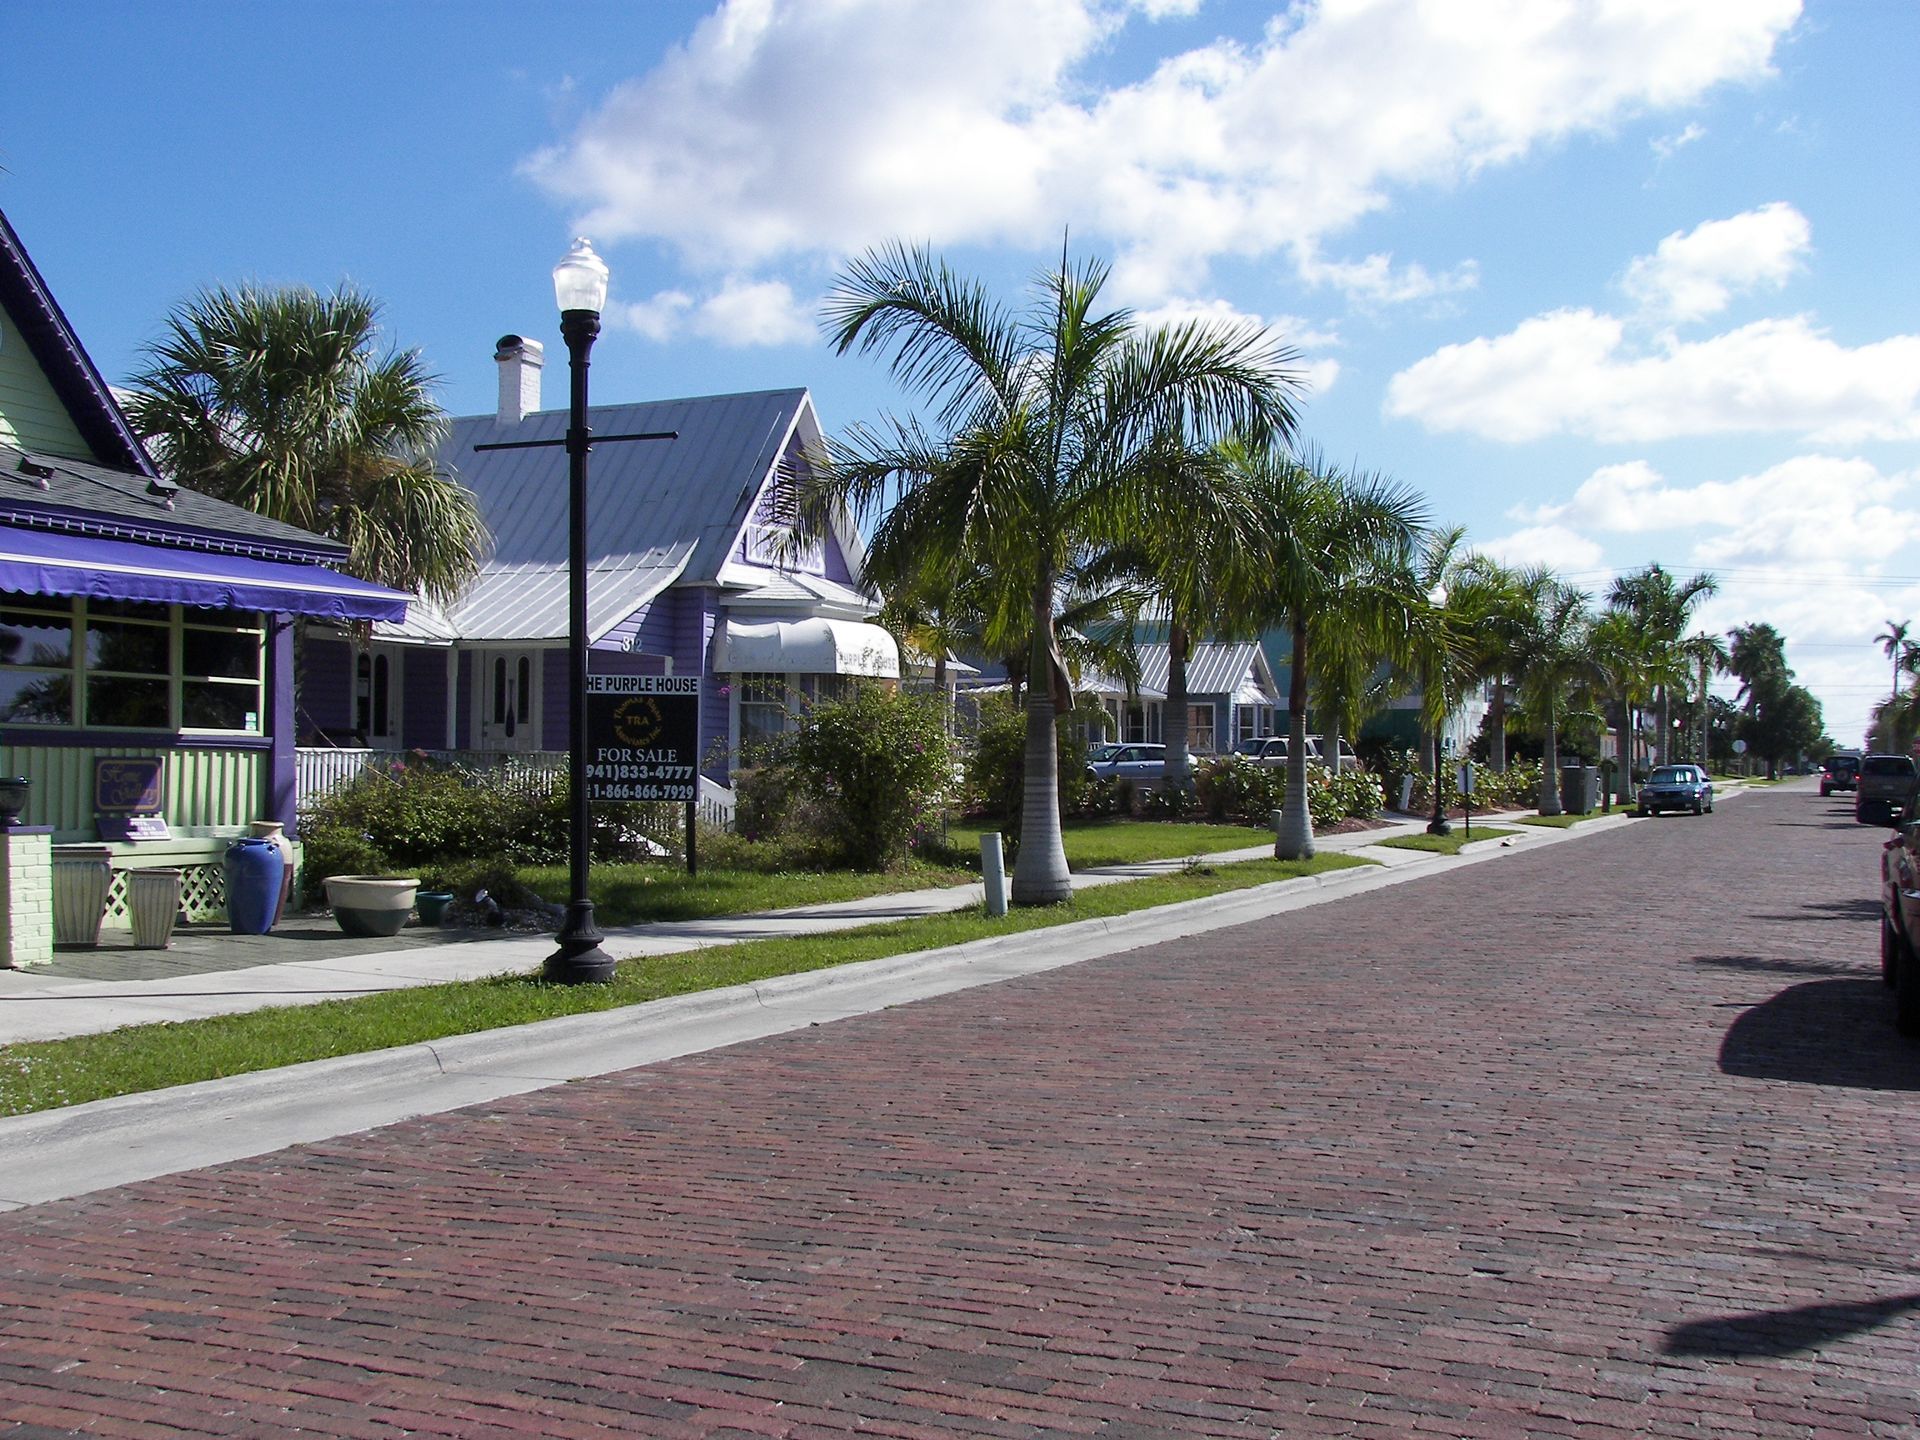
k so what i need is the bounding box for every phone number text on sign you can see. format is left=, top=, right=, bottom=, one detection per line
left=584, top=673, right=700, bottom=803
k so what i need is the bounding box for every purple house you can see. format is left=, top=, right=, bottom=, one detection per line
left=300, top=338, right=894, bottom=796
left=0, top=207, right=408, bottom=926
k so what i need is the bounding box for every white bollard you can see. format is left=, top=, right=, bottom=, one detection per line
left=981, top=832, right=1008, bottom=918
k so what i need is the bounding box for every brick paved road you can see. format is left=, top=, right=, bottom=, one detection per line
left=2, top=786, right=1915, bottom=1438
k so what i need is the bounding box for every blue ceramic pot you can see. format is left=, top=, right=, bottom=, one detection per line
left=224, top=836, right=284, bottom=934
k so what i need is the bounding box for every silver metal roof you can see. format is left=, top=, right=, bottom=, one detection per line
left=1137, top=641, right=1279, bottom=703
left=424, top=389, right=810, bottom=643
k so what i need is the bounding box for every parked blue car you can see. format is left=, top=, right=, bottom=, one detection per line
left=1637, top=764, right=1714, bottom=816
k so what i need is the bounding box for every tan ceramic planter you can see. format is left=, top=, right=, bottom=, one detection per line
left=323, top=875, right=420, bottom=938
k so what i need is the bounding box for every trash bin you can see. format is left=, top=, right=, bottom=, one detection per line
left=1560, top=764, right=1599, bottom=815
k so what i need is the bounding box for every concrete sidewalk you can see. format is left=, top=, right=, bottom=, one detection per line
left=0, top=806, right=1661, bottom=1210
left=0, top=810, right=1527, bottom=1047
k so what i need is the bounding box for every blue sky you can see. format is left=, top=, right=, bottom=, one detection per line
left=6, top=1, right=1917, bottom=745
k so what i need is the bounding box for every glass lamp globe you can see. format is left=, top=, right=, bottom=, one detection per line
left=552, top=237, right=609, bottom=315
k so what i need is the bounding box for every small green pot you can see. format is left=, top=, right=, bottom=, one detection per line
left=414, top=891, right=455, bottom=927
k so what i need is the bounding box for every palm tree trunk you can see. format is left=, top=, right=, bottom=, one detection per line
left=1538, top=707, right=1564, bottom=815
left=1617, top=697, right=1635, bottom=806
left=1276, top=617, right=1315, bottom=860
left=1698, top=655, right=1709, bottom=769
left=1010, top=592, right=1072, bottom=905
left=1488, top=679, right=1508, bottom=772
left=1163, top=621, right=1192, bottom=789
left=1656, top=683, right=1670, bottom=766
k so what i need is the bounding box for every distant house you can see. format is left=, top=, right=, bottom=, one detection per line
left=299, top=337, right=896, bottom=790
left=1084, top=641, right=1282, bottom=751
left=0, top=207, right=407, bottom=916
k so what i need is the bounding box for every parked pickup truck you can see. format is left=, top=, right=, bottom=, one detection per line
left=1855, top=753, right=1918, bottom=826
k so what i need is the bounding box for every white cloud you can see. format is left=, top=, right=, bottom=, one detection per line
left=1294, top=251, right=1479, bottom=308
left=525, top=0, right=1800, bottom=305
left=1650, top=122, right=1706, bottom=160
left=1475, top=523, right=1607, bottom=573
left=1621, top=201, right=1810, bottom=321
left=1386, top=309, right=1920, bottom=444
left=1519, top=454, right=1920, bottom=562
left=1505, top=455, right=1920, bottom=745
left=615, top=277, right=815, bottom=346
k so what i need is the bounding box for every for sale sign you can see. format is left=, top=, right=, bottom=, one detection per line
left=584, top=674, right=700, bottom=802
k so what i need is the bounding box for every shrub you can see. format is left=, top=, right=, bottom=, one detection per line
left=731, top=764, right=799, bottom=842
left=786, top=682, right=955, bottom=869
left=1318, top=765, right=1386, bottom=822
left=1365, top=745, right=1425, bottom=812
left=1194, top=754, right=1281, bottom=823
left=300, top=758, right=680, bottom=886
left=963, top=692, right=1096, bottom=840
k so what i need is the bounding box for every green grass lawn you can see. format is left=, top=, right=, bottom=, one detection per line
left=1518, top=813, right=1584, bottom=829
left=516, top=860, right=977, bottom=925
left=0, top=852, right=1370, bottom=1117
left=1375, top=824, right=1518, bottom=856
left=519, top=817, right=1285, bottom=926
left=944, top=816, right=1275, bottom=868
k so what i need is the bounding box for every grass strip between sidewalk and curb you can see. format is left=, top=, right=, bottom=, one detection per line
left=0, top=852, right=1372, bottom=1118
left=943, top=818, right=1278, bottom=869
left=1518, top=814, right=1586, bottom=829
left=1374, top=825, right=1519, bottom=856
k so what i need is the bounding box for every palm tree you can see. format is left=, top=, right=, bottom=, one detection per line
left=1729, top=621, right=1791, bottom=772
left=1877, top=619, right=1912, bottom=730
left=1450, top=556, right=1547, bottom=773
left=1235, top=445, right=1426, bottom=859
left=126, top=284, right=488, bottom=605
left=1606, top=565, right=1718, bottom=766
left=806, top=242, right=1301, bottom=902
left=1101, top=446, right=1267, bottom=789
left=1403, top=526, right=1479, bottom=830
left=1680, top=631, right=1730, bottom=767
left=1515, top=581, right=1592, bottom=815
left=1588, top=607, right=1657, bottom=805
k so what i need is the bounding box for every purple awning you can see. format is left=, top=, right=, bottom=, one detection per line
left=0, top=527, right=410, bottom=622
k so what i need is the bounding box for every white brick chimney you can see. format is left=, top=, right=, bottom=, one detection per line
left=493, top=334, right=544, bottom=423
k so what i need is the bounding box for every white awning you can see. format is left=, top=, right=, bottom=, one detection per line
left=715, top=617, right=900, bottom=678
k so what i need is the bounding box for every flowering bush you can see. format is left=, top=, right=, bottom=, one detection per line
left=1193, top=753, right=1383, bottom=828
left=1194, top=754, right=1281, bottom=822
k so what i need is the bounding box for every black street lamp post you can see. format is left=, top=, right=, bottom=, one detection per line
left=1426, top=582, right=1452, bottom=837
left=547, top=238, right=615, bottom=985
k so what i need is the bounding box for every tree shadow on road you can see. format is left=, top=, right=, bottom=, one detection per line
left=1716, top=978, right=1920, bottom=1090
left=1694, top=952, right=1863, bottom=979
left=1664, top=1293, right=1920, bottom=1358
left=1748, top=898, right=1881, bottom=923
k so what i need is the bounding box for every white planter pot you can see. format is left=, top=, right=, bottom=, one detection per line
left=323, top=875, right=420, bottom=938
left=129, top=868, right=183, bottom=949
left=52, top=849, right=113, bottom=946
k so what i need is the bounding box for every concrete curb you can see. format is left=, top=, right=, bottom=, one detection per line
left=0, top=807, right=1649, bottom=1210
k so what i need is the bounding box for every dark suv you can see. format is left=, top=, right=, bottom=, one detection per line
left=1820, top=754, right=1860, bottom=796
left=1855, top=753, right=1918, bottom=825
left=1878, top=789, right=1920, bottom=1035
